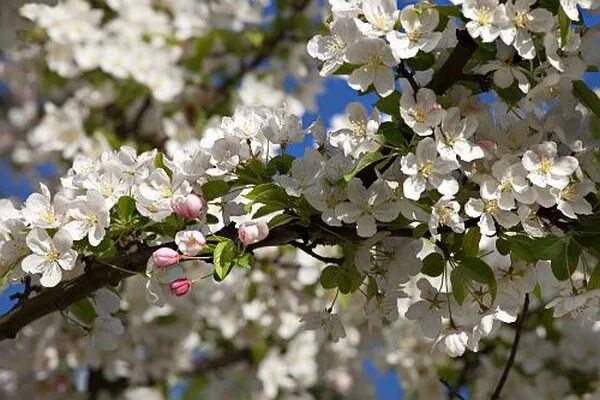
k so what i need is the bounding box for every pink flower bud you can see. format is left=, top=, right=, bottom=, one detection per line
left=169, top=278, right=192, bottom=297
left=171, top=194, right=205, bottom=219
left=152, top=247, right=180, bottom=268
left=175, top=230, right=206, bottom=256
left=238, top=220, right=269, bottom=246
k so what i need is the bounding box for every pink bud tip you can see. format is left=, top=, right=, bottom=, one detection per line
left=171, top=194, right=205, bottom=219
left=169, top=278, right=192, bottom=297
left=152, top=247, right=180, bottom=268
left=238, top=220, right=269, bottom=246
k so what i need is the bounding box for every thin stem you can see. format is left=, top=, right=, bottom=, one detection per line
left=291, top=241, right=343, bottom=264
left=490, top=293, right=530, bottom=400
left=327, top=289, right=339, bottom=313
left=397, top=61, right=420, bottom=94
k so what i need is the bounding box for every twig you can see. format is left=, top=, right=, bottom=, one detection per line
left=397, top=61, right=420, bottom=94
left=490, top=293, right=530, bottom=400
left=291, top=241, right=343, bottom=264
left=440, top=379, right=466, bottom=400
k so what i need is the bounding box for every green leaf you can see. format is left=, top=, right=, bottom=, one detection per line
left=509, top=235, right=537, bottom=262
left=268, top=213, right=296, bottom=229
left=460, top=257, right=497, bottom=301
left=378, top=121, right=404, bottom=147
left=117, top=196, right=136, bottom=220
left=236, top=252, right=253, bottom=269
left=572, top=80, right=600, bottom=120
left=333, top=64, right=358, bottom=76
left=421, top=253, right=446, bottom=277
left=201, top=180, right=230, bottom=201
left=406, top=52, right=435, bottom=71
left=343, top=151, right=385, bottom=182
left=153, top=153, right=172, bottom=178
left=533, top=236, right=563, bottom=260
left=412, top=223, right=429, bottom=239
left=245, top=183, right=289, bottom=207
left=320, top=265, right=339, bottom=289
left=213, top=240, right=236, bottom=280
left=319, top=264, right=363, bottom=294
left=253, top=204, right=284, bottom=218
left=550, top=239, right=581, bottom=281
left=587, top=262, right=600, bottom=290
left=337, top=265, right=364, bottom=294
left=462, top=227, right=481, bottom=257
left=266, top=154, right=295, bottom=175
left=558, top=6, right=570, bottom=47
left=69, top=298, right=97, bottom=327
left=374, top=92, right=400, bottom=116
left=495, top=237, right=510, bottom=255
left=450, top=267, right=467, bottom=305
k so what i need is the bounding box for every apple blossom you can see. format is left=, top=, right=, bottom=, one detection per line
left=152, top=247, right=181, bottom=268
left=345, top=38, right=397, bottom=97
left=238, top=220, right=270, bottom=246
left=400, top=88, right=444, bottom=136
left=169, top=278, right=192, bottom=297
left=386, top=6, right=442, bottom=60
left=171, top=194, right=205, bottom=219
left=175, top=230, right=207, bottom=256
left=401, top=137, right=460, bottom=200
left=21, top=228, right=77, bottom=287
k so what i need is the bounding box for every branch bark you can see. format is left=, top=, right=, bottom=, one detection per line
left=490, top=293, right=530, bottom=400
left=0, top=218, right=372, bottom=341
left=428, top=29, right=478, bottom=95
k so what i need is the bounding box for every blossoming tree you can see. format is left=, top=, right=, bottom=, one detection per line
left=0, top=0, right=599, bottom=398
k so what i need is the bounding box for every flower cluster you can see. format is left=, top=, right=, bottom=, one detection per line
left=0, top=0, right=599, bottom=398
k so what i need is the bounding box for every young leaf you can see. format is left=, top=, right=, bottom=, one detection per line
left=450, top=267, right=467, bottom=305
left=320, top=265, right=339, bottom=289
left=421, top=253, right=445, bottom=277
left=343, top=151, right=385, bottom=182
left=201, top=180, right=230, bottom=201
left=460, top=257, right=497, bottom=301
left=213, top=240, right=236, bottom=280
left=558, top=5, right=570, bottom=47
left=68, top=298, right=97, bottom=327
left=587, top=262, right=600, bottom=290
left=117, top=196, right=136, bottom=220
left=462, top=227, right=481, bottom=257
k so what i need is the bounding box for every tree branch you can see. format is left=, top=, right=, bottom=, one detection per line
left=428, top=29, right=478, bottom=95
left=290, top=241, right=343, bottom=264
left=490, top=293, right=530, bottom=400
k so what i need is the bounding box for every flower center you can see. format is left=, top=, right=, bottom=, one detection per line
left=365, top=53, right=383, bottom=66
left=413, top=107, right=427, bottom=123
left=351, top=119, right=368, bottom=137
left=419, top=162, right=434, bottom=177
left=514, top=11, right=528, bottom=28
left=45, top=247, right=59, bottom=263
left=499, top=180, right=512, bottom=192
left=85, top=213, right=98, bottom=228
left=327, top=35, right=346, bottom=53
left=42, top=209, right=57, bottom=225
left=437, top=205, right=453, bottom=224
left=162, top=186, right=174, bottom=198
left=540, top=158, right=553, bottom=174
left=478, top=8, right=493, bottom=25
left=560, top=185, right=576, bottom=201
left=373, top=15, right=391, bottom=31
left=484, top=199, right=499, bottom=214
left=407, top=29, right=423, bottom=43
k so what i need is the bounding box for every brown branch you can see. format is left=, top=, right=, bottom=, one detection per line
left=0, top=215, right=417, bottom=341
left=428, top=29, right=478, bottom=95
left=490, top=293, right=530, bottom=400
